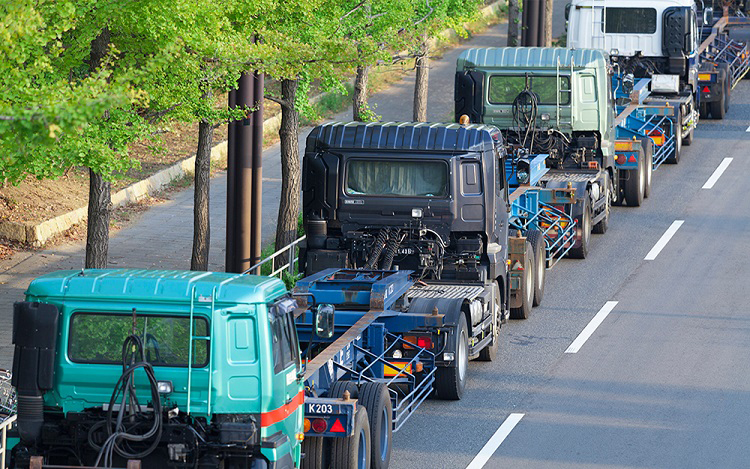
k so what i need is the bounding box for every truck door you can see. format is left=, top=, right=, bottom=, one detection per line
left=576, top=73, right=599, bottom=128
left=268, top=299, right=304, bottom=460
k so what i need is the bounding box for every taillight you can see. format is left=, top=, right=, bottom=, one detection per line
left=649, top=129, right=665, bottom=146
left=417, top=337, right=433, bottom=349
left=616, top=153, right=626, bottom=165
left=311, top=418, right=328, bottom=433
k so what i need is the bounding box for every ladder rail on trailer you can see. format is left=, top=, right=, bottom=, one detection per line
left=295, top=269, right=442, bottom=435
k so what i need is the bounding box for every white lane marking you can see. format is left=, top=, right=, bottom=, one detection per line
left=564, top=301, right=618, bottom=354
left=746, top=125, right=750, bottom=132
left=702, top=157, right=733, bottom=189
left=466, top=413, right=525, bottom=469
left=644, top=220, right=684, bottom=261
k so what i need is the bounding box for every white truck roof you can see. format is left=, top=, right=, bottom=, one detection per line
left=568, top=0, right=696, bottom=57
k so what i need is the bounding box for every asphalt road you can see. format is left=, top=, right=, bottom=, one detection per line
left=387, top=59, right=750, bottom=469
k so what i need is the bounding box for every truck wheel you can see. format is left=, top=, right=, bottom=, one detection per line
left=699, top=101, right=709, bottom=119
left=510, top=242, right=534, bottom=318
left=525, top=230, right=546, bottom=306
left=568, top=196, right=591, bottom=259
left=330, top=380, right=359, bottom=399
left=592, top=176, right=610, bottom=235
left=331, top=407, right=371, bottom=469
left=435, top=314, right=468, bottom=400
left=665, top=113, right=682, bottom=164
left=710, top=80, right=727, bottom=119
left=683, top=124, right=694, bottom=146
left=359, top=383, right=392, bottom=469
left=641, top=138, right=653, bottom=198
left=302, top=437, right=330, bottom=469
left=624, top=153, right=645, bottom=207
left=477, top=286, right=500, bottom=361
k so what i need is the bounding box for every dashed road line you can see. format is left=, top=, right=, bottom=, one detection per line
left=565, top=301, right=619, bottom=354
left=702, top=157, right=733, bottom=189
left=644, top=220, right=684, bottom=260
left=466, top=413, right=525, bottom=469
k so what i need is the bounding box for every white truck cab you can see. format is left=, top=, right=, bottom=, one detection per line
left=567, top=0, right=700, bottom=68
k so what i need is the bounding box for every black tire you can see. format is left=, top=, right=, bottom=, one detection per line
left=665, top=111, right=681, bottom=164
left=331, top=407, right=371, bottom=469
left=477, top=285, right=500, bottom=361
left=509, top=242, right=535, bottom=318
left=434, top=314, right=468, bottom=400
left=302, top=437, right=329, bottom=469
left=568, top=195, right=591, bottom=259
left=592, top=175, right=610, bottom=235
left=641, top=138, right=653, bottom=199
left=710, top=77, right=727, bottom=119
left=359, top=383, right=392, bottom=469
left=330, top=380, right=359, bottom=399
left=720, top=63, right=731, bottom=113
left=624, top=151, right=645, bottom=207
left=683, top=124, right=694, bottom=146
left=699, top=101, right=709, bottom=119
left=525, top=230, right=546, bottom=306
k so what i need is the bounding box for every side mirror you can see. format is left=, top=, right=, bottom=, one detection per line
left=565, top=3, right=571, bottom=21
left=703, top=7, right=713, bottom=27
left=314, top=304, right=335, bottom=339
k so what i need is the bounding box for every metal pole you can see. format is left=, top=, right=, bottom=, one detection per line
left=250, top=70, right=264, bottom=274
left=226, top=72, right=255, bottom=273
left=537, top=0, right=547, bottom=47
left=522, top=0, right=530, bottom=46
left=225, top=90, right=237, bottom=272
left=526, top=0, right=540, bottom=47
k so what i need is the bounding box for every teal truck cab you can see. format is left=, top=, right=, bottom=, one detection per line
left=10, top=269, right=303, bottom=469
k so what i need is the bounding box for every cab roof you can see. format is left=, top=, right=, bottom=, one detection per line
left=306, top=121, right=502, bottom=154
left=457, top=47, right=609, bottom=71
left=25, top=269, right=287, bottom=306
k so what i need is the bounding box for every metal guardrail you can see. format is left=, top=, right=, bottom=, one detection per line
left=243, top=235, right=306, bottom=278
left=1, top=414, right=16, bottom=469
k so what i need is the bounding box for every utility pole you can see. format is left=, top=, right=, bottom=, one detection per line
left=250, top=70, right=263, bottom=272
left=225, top=73, right=255, bottom=273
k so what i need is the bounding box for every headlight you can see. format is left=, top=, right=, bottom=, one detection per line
left=517, top=170, right=530, bottom=184
left=157, top=380, right=173, bottom=394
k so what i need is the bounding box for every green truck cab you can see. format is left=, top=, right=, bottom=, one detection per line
left=10, top=269, right=303, bottom=469
left=455, top=47, right=659, bottom=257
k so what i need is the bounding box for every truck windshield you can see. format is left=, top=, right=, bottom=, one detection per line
left=488, top=75, right=570, bottom=105
left=68, top=313, right=209, bottom=367
left=603, top=8, right=657, bottom=34
left=346, top=159, right=448, bottom=197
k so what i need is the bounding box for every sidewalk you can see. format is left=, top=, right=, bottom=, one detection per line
left=0, top=10, right=534, bottom=368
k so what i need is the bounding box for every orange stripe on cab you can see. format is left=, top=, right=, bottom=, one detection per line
left=260, top=391, right=304, bottom=427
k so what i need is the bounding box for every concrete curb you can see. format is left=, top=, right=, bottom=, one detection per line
left=0, top=2, right=503, bottom=247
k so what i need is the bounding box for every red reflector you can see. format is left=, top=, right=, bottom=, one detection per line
left=628, top=155, right=637, bottom=163
left=417, top=337, right=433, bottom=349
left=311, top=418, right=328, bottom=433
left=330, top=419, right=345, bottom=433
left=702, top=86, right=710, bottom=93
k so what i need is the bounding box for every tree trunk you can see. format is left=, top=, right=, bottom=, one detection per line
left=85, top=28, right=111, bottom=269
left=352, top=64, right=370, bottom=121
left=544, top=0, right=553, bottom=46
left=413, top=35, right=429, bottom=122
left=86, top=169, right=111, bottom=268
left=191, top=118, right=214, bottom=271
left=275, top=79, right=301, bottom=270
left=508, top=0, right=521, bottom=47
